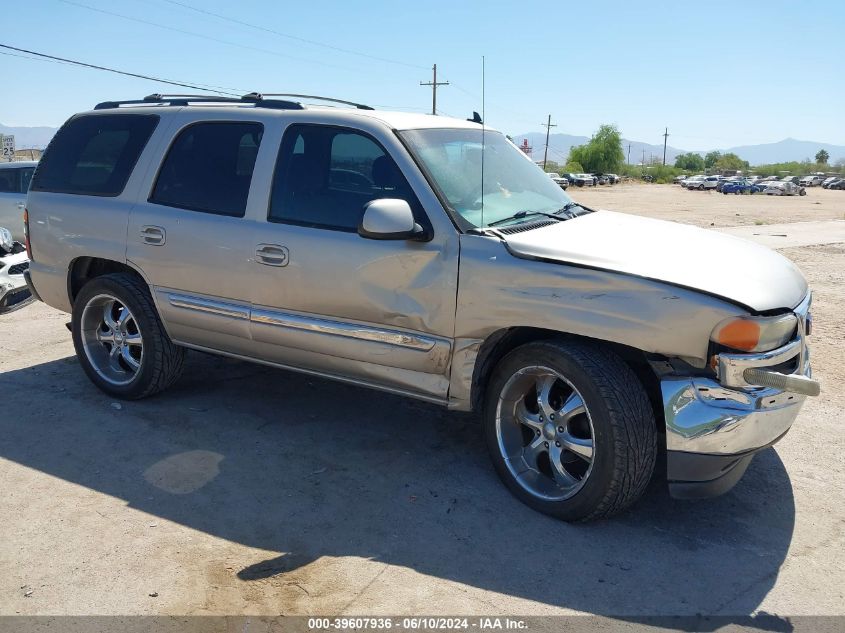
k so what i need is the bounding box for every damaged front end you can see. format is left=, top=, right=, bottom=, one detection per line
left=0, top=227, right=33, bottom=314
left=659, top=293, right=818, bottom=499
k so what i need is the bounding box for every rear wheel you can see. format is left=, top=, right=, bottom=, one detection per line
left=72, top=273, right=185, bottom=399
left=483, top=340, right=657, bottom=521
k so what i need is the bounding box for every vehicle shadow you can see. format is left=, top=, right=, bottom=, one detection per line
left=0, top=352, right=795, bottom=623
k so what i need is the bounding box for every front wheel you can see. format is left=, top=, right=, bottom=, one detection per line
left=72, top=273, right=185, bottom=399
left=483, top=340, right=657, bottom=521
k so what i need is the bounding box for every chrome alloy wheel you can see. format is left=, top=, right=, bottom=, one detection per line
left=495, top=366, right=595, bottom=501
left=79, top=294, right=144, bottom=386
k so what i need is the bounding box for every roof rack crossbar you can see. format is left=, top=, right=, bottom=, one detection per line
left=94, top=93, right=305, bottom=111
left=260, top=93, right=375, bottom=110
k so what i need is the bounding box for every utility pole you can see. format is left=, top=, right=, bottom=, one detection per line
left=420, top=64, right=449, bottom=115
left=541, top=115, right=556, bottom=171
left=627, top=143, right=631, bottom=165
left=641, top=148, right=646, bottom=167
left=662, top=127, right=669, bottom=166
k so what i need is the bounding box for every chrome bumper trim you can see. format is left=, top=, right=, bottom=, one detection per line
left=717, top=339, right=801, bottom=387
left=662, top=376, right=806, bottom=455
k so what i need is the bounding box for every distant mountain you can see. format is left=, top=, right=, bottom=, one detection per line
left=720, top=138, right=845, bottom=165
left=513, top=132, right=845, bottom=167
left=516, top=132, right=687, bottom=167
left=0, top=123, right=58, bottom=149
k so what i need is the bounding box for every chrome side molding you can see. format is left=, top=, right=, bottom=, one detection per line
left=167, top=294, right=250, bottom=320
left=167, top=292, right=438, bottom=352
left=251, top=308, right=436, bottom=352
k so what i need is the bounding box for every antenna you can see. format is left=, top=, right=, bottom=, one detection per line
left=480, top=55, right=486, bottom=229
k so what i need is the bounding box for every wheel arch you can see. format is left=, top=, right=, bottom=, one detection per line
left=470, top=327, right=665, bottom=432
left=67, top=257, right=151, bottom=306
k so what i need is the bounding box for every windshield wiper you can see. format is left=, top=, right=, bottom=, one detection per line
left=554, top=202, right=588, bottom=218
left=486, top=210, right=565, bottom=228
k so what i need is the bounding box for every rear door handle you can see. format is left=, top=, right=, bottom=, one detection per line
left=140, top=225, right=166, bottom=245
left=255, top=244, right=289, bottom=267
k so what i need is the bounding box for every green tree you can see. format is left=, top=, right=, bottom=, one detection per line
left=704, top=151, right=722, bottom=168
left=563, top=161, right=584, bottom=173
left=674, top=152, right=705, bottom=171
left=816, top=149, right=830, bottom=164
left=567, top=124, right=624, bottom=173
left=713, top=152, right=750, bottom=172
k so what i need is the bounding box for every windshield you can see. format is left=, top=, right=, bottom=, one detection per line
left=400, top=128, right=573, bottom=228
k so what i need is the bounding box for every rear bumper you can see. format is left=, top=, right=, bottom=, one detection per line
left=23, top=269, right=41, bottom=302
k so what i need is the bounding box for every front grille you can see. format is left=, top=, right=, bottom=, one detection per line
left=8, top=262, right=29, bottom=275
left=497, top=220, right=558, bottom=235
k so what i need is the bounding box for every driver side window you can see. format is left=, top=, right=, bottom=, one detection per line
left=268, top=124, right=418, bottom=232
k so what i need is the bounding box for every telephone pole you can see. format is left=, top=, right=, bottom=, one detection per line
left=420, top=64, right=449, bottom=115
left=662, top=127, right=669, bottom=166
left=641, top=148, right=646, bottom=167
left=627, top=143, right=631, bottom=165
left=541, top=115, right=557, bottom=171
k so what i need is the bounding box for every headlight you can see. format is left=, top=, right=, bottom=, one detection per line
left=0, top=227, right=13, bottom=252
left=710, top=313, right=798, bottom=353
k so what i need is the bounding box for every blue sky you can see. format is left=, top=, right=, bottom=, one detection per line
left=3, top=0, right=844, bottom=149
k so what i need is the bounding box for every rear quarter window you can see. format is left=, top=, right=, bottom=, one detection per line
left=30, top=114, right=159, bottom=196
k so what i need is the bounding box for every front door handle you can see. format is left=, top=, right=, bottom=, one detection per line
left=16, top=202, right=25, bottom=209
left=140, top=225, right=166, bottom=245
left=255, top=244, right=289, bottom=267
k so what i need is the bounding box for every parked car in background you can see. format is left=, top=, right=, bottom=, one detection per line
left=722, top=180, right=761, bottom=195
left=673, top=175, right=688, bottom=185
left=547, top=172, right=569, bottom=190
left=683, top=175, right=706, bottom=189
left=0, top=226, right=31, bottom=313
left=0, top=161, right=38, bottom=242
left=716, top=178, right=739, bottom=192
left=821, top=177, right=839, bottom=188
left=764, top=181, right=807, bottom=196
left=572, top=173, right=595, bottom=186
left=595, top=174, right=609, bottom=185
left=799, top=176, right=816, bottom=187
left=701, top=176, right=721, bottom=190
left=604, top=173, right=619, bottom=184
left=828, top=178, right=845, bottom=190
left=780, top=176, right=800, bottom=184
left=25, top=93, right=819, bottom=521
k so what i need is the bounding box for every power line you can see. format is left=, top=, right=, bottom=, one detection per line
left=0, top=43, right=242, bottom=96
left=154, top=0, right=428, bottom=71
left=58, top=0, right=360, bottom=74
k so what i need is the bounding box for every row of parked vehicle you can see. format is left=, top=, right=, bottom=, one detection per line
left=677, top=172, right=845, bottom=195
left=546, top=172, right=620, bottom=189
left=677, top=174, right=810, bottom=196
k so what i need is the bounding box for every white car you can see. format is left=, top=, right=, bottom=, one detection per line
left=702, top=176, right=721, bottom=190
left=764, top=181, right=807, bottom=196
left=683, top=175, right=706, bottom=189
left=0, top=161, right=38, bottom=242
left=0, top=227, right=31, bottom=313
left=546, top=172, right=569, bottom=190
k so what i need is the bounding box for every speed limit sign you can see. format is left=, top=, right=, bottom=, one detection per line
left=1, top=135, right=15, bottom=161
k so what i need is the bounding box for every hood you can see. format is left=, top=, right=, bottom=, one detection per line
left=502, top=210, right=808, bottom=312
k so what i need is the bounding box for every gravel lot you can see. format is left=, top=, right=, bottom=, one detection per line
left=1, top=184, right=843, bottom=619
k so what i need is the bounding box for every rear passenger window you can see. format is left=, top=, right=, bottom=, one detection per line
left=30, top=114, right=158, bottom=196
left=269, top=124, right=419, bottom=231
left=150, top=121, right=263, bottom=217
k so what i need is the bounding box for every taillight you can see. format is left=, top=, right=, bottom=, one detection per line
left=23, top=208, right=32, bottom=260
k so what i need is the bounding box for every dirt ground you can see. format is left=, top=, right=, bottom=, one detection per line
left=1, top=184, right=844, bottom=620
left=572, top=181, right=845, bottom=228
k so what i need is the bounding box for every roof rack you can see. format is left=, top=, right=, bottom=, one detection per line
left=258, top=93, right=374, bottom=110
left=94, top=93, right=304, bottom=111
left=93, top=92, right=373, bottom=111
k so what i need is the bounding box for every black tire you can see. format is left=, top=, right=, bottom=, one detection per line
left=482, top=340, right=657, bottom=521
left=72, top=272, right=185, bottom=399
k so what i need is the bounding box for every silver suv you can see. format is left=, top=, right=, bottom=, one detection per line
left=24, top=93, right=819, bottom=521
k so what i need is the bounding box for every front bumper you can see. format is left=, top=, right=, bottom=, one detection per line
left=662, top=293, right=815, bottom=498
left=662, top=376, right=806, bottom=498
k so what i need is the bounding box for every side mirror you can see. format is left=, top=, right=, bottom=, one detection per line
left=358, top=199, right=427, bottom=241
